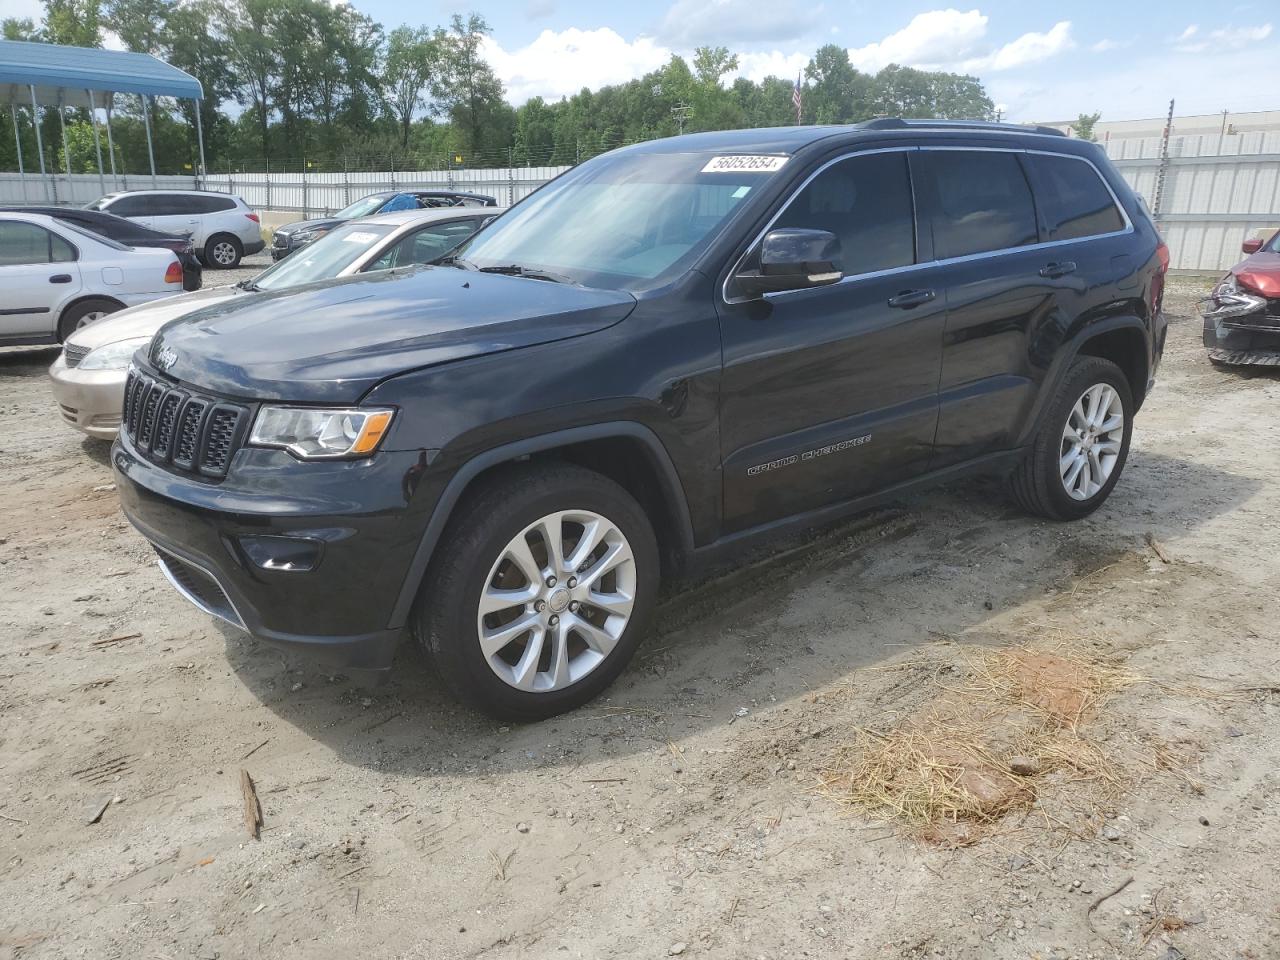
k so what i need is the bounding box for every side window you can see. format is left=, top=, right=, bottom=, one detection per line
left=923, top=151, right=1039, bottom=260
left=1031, top=154, right=1125, bottom=241
left=106, top=195, right=146, bottom=217
left=195, top=194, right=237, bottom=213
left=0, top=222, right=54, bottom=265
left=157, top=194, right=200, bottom=216
left=50, top=233, right=76, bottom=262
left=772, top=151, right=916, bottom=275
left=366, top=221, right=481, bottom=271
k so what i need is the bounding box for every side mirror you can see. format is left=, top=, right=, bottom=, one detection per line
left=736, top=228, right=843, bottom=297
left=1242, top=237, right=1264, bottom=255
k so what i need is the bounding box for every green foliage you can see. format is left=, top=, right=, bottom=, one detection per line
left=7, top=0, right=999, bottom=175
left=1075, top=111, right=1101, bottom=142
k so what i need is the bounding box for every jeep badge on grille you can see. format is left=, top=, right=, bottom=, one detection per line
left=154, top=345, right=179, bottom=372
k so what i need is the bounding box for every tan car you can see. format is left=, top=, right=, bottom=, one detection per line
left=50, top=207, right=501, bottom=439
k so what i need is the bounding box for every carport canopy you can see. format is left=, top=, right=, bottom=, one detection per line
left=1, top=39, right=207, bottom=198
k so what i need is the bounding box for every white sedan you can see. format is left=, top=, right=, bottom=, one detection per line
left=0, top=211, right=183, bottom=347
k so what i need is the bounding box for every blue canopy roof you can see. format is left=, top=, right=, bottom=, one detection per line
left=0, top=40, right=203, bottom=106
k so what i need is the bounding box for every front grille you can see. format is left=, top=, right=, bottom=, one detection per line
left=1267, top=298, right=1280, bottom=321
left=64, top=343, right=90, bottom=368
left=155, top=547, right=245, bottom=629
left=123, top=369, right=249, bottom=479
left=272, top=233, right=289, bottom=248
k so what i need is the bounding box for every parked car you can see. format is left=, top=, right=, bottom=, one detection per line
left=1201, top=228, right=1280, bottom=366
left=0, top=205, right=202, bottom=291
left=0, top=212, right=183, bottom=348
left=86, top=190, right=264, bottom=269
left=51, top=206, right=500, bottom=439
left=112, top=119, right=1168, bottom=720
left=271, top=190, right=497, bottom=260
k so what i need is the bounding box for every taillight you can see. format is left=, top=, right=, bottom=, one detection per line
left=1156, top=241, right=1170, bottom=274
left=164, top=260, right=183, bottom=284
left=245, top=213, right=261, bottom=224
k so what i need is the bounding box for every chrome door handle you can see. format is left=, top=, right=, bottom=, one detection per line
left=1039, top=261, right=1077, bottom=279
left=887, top=289, right=936, bottom=309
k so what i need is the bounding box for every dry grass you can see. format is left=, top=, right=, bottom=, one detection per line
left=819, top=642, right=1134, bottom=845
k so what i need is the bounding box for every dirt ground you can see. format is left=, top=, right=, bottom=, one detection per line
left=1, top=276, right=1278, bottom=960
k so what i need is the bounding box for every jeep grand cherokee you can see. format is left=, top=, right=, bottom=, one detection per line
left=112, top=119, right=1168, bottom=719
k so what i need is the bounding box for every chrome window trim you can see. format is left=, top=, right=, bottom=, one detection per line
left=722, top=144, right=1133, bottom=306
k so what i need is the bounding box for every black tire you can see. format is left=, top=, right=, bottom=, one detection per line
left=202, top=233, right=243, bottom=269
left=1009, top=356, right=1134, bottom=521
left=57, top=297, right=121, bottom=342
left=415, top=462, right=660, bottom=720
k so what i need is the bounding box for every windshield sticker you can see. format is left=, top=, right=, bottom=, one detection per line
left=731, top=185, right=752, bottom=199
left=702, top=155, right=788, bottom=174
left=343, top=232, right=379, bottom=243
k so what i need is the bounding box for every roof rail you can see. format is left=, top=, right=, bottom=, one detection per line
left=860, top=117, right=1067, bottom=138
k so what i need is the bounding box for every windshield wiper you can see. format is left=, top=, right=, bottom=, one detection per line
left=476, top=263, right=578, bottom=285
left=235, top=279, right=262, bottom=292
left=438, top=255, right=477, bottom=271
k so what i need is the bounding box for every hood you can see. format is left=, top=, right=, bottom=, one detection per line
left=148, top=266, right=637, bottom=403
left=68, top=286, right=241, bottom=350
left=1234, top=249, right=1280, bottom=298
left=276, top=217, right=342, bottom=237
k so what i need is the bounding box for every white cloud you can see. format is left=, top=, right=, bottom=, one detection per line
left=481, top=29, right=671, bottom=104
left=1090, top=38, right=1128, bottom=52
left=1172, top=22, right=1272, bottom=53
left=966, top=20, right=1073, bottom=71
left=732, top=50, right=810, bottom=84
left=847, top=8, right=990, bottom=72
left=657, top=0, right=826, bottom=46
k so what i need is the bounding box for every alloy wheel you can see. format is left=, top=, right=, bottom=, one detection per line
left=1059, top=382, right=1124, bottom=501
left=76, top=311, right=107, bottom=329
left=475, top=509, right=636, bottom=692
left=212, top=241, right=237, bottom=266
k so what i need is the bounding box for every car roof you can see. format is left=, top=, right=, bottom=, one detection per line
left=354, top=207, right=506, bottom=227
left=98, top=189, right=244, bottom=198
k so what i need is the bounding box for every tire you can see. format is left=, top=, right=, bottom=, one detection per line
left=57, top=298, right=121, bottom=342
left=202, top=234, right=242, bottom=269
left=1009, top=356, right=1134, bottom=521
left=415, top=462, right=660, bottom=720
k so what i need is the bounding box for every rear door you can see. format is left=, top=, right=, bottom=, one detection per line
left=0, top=220, right=81, bottom=338
left=914, top=148, right=1057, bottom=469
left=717, top=149, right=946, bottom=533
left=149, top=193, right=201, bottom=238
left=101, top=194, right=153, bottom=228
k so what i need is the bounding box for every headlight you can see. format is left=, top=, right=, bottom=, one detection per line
left=76, top=336, right=152, bottom=371
left=293, top=228, right=328, bottom=244
left=1203, top=273, right=1266, bottom=320
left=248, top=406, right=394, bottom=460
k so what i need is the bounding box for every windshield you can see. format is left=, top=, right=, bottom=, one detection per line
left=253, top=221, right=397, bottom=290
left=451, top=151, right=781, bottom=290
left=84, top=197, right=117, bottom=211
left=333, top=195, right=390, bottom=219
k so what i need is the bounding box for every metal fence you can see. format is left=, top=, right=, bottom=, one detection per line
left=1105, top=130, right=1280, bottom=272
left=6, top=136, right=1280, bottom=273
left=200, top=165, right=571, bottom=216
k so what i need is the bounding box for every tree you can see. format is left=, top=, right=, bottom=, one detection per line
left=220, top=0, right=275, bottom=159
left=42, top=0, right=102, bottom=46
left=692, top=46, right=738, bottom=86
left=3, top=17, right=43, bottom=40
left=804, top=44, right=873, bottom=124
left=384, top=26, right=442, bottom=149
left=103, top=0, right=167, bottom=54
left=1075, top=111, right=1101, bottom=142
left=440, top=12, right=506, bottom=158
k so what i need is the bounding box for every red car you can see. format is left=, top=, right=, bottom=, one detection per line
left=1202, top=228, right=1280, bottom=366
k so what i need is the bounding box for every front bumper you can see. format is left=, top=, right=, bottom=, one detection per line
left=49, top=355, right=126, bottom=440
left=111, top=430, right=434, bottom=672
left=1202, top=310, right=1280, bottom=366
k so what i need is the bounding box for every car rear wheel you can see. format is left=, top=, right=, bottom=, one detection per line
left=415, top=463, right=659, bottom=720
left=1009, top=356, right=1134, bottom=520
left=203, top=234, right=242, bottom=269
left=57, top=298, right=120, bottom=342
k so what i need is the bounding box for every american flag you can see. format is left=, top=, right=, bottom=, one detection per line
left=792, top=73, right=803, bottom=124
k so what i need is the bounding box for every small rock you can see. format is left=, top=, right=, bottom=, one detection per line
left=92, top=483, right=116, bottom=492
left=734, top=707, right=749, bottom=718
left=669, top=943, right=686, bottom=956
left=1224, top=726, right=1244, bottom=738
left=290, top=682, right=303, bottom=692
left=1101, top=826, right=1122, bottom=841
left=1008, top=756, right=1039, bottom=776
left=1197, top=816, right=1209, bottom=826
left=516, top=822, right=530, bottom=834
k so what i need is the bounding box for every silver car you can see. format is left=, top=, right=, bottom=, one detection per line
left=50, top=206, right=501, bottom=439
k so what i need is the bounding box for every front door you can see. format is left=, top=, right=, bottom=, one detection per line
left=0, top=220, right=80, bottom=339
left=716, top=149, right=945, bottom=534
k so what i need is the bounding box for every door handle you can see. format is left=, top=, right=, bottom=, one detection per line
left=887, top=288, right=936, bottom=309
left=49, top=274, right=72, bottom=284
left=1039, top=261, right=1077, bottom=279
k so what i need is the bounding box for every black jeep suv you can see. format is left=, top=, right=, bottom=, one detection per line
left=112, top=119, right=1168, bottom=719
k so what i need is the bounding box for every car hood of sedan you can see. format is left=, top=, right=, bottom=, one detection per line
left=1234, top=250, right=1280, bottom=298
left=147, top=266, right=637, bottom=403
left=67, top=286, right=242, bottom=351
left=276, top=217, right=342, bottom=237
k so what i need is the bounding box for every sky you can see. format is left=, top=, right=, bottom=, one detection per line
left=2, top=0, right=1276, bottom=122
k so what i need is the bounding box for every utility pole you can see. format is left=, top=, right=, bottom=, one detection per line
left=1152, top=98, right=1175, bottom=225
left=671, top=102, right=692, bottom=136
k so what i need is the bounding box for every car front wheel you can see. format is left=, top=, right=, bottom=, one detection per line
left=416, top=463, right=659, bottom=720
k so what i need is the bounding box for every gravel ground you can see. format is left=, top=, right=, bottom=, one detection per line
left=1, top=277, right=1279, bottom=960
left=203, top=251, right=274, bottom=290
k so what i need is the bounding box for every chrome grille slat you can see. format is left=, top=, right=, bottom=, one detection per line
left=64, top=343, right=90, bottom=368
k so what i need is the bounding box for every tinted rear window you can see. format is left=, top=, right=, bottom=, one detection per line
left=1031, top=154, right=1125, bottom=241
left=923, top=151, right=1038, bottom=260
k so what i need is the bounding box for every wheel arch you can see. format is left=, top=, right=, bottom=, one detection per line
left=56, top=294, right=125, bottom=340
left=388, top=422, right=696, bottom=630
